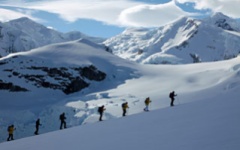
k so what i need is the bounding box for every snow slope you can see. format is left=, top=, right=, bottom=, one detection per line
left=104, top=13, right=240, bottom=64
left=0, top=81, right=239, bottom=150
left=0, top=35, right=240, bottom=145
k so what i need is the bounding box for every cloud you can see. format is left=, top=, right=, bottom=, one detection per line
left=0, top=8, right=37, bottom=22
left=0, top=0, right=192, bottom=28
left=118, top=1, right=191, bottom=27
left=0, top=0, right=144, bottom=25
left=5, top=0, right=238, bottom=29
left=175, top=0, right=240, bottom=18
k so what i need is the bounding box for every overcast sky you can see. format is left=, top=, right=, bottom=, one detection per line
left=0, top=0, right=240, bottom=38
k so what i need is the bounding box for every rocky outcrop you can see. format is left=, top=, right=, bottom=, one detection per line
left=215, top=19, right=235, bottom=31
left=1, top=64, right=106, bottom=94
left=0, top=80, right=28, bottom=92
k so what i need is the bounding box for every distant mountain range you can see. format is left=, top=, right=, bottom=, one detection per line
left=1, top=13, right=239, bottom=64
left=0, top=17, right=105, bottom=57
left=104, top=12, right=240, bottom=64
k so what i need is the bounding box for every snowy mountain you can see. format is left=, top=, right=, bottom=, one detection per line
left=104, top=12, right=240, bottom=64
left=0, top=17, right=105, bottom=57
left=0, top=38, right=137, bottom=142
left=0, top=35, right=240, bottom=145
left=0, top=38, right=132, bottom=96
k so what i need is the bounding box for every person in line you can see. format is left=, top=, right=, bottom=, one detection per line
left=7, top=125, right=16, bottom=141
left=34, top=118, right=42, bottom=135
left=144, top=97, right=151, bottom=111
left=59, top=112, right=67, bottom=130
left=98, top=105, right=106, bottom=121
left=169, top=91, right=177, bottom=107
left=122, top=102, right=129, bottom=117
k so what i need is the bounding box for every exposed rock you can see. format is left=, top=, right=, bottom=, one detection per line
left=0, top=80, right=28, bottom=92
left=0, top=65, right=106, bottom=94
left=215, top=19, right=235, bottom=31
left=63, top=77, right=89, bottom=94
left=80, top=65, right=106, bottom=81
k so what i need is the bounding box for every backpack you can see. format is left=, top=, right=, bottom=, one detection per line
left=59, top=114, right=64, bottom=120
left=169, top=93, right=172, bottom=98
left=122, top=103, right=125, bottom=108
left=7, top=126, right=11, bottom=132
left=145, top=98, right=150, bottom=104
left=98, top=107, right=101, bottom=113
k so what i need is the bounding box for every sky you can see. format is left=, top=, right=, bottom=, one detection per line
left=0, top=0, right=240, bottom=38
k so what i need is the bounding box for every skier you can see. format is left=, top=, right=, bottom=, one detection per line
left=59, top=112, right=67, bottom=130
left=169, top=91, right=177, bottom=107
left=98, top=105, right=106, bottom=121
left=34, top=118, right=42, bottom=135
left=7, top=125, right=16, bottom=141
left=122, top=102, right=129, bottom=117
left=144, top=97, right=151, bottom=111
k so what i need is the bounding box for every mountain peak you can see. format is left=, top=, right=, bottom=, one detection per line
left=211, top=12, right=229, bottom=19
left=6, top=17, right=46, bottom=31
left=122, top=27, right=150, bottom=34
left=8, top=17, right=37, bottom=24
left=13, top=17, right=32, bottom=21
left=205, top=12, right=240, bottom=31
